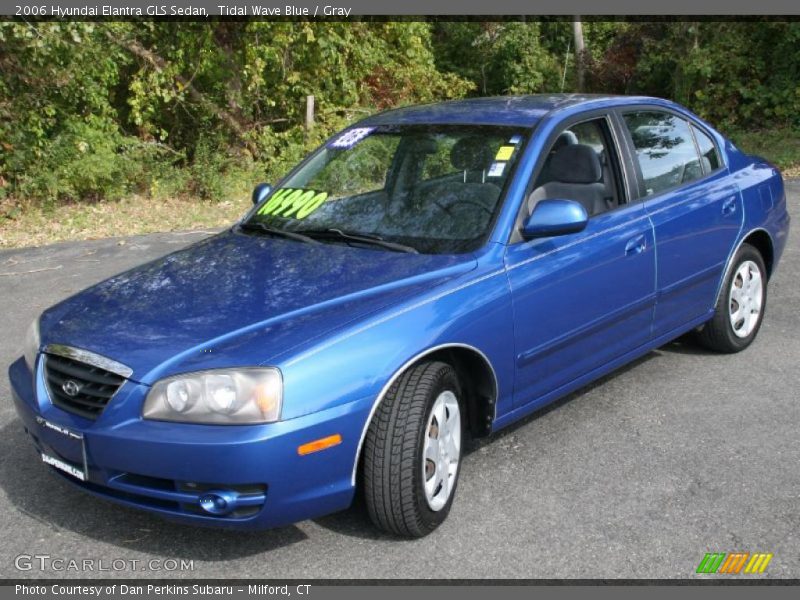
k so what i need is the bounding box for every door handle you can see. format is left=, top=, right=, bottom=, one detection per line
left=625, top=235, right=647, bottom=255
left=722, top=196, right=737, bottom=215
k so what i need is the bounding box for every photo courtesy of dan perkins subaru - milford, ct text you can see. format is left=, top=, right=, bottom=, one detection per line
left=15, top=585, right=311, bottom=596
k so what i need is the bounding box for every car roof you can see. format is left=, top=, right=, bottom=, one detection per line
left=359, top=94, right=667, bottom=128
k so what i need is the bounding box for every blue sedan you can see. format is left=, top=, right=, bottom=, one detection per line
left=8, top=94, right=790, bottom=537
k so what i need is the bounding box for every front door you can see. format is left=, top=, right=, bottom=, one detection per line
left=505, top=116, right=657, bottom=409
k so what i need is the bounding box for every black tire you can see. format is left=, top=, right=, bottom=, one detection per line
left=362, top=361, right=464, bottom=538
left=697, top=243, right=767, bottom=353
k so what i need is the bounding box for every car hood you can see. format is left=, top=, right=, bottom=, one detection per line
left=40, top=230, right=477, bottom=382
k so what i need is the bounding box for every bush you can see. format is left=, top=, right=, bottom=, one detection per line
left=7, top=116, right=153, bottom=203
left=2, top=20, right=799, bottom=211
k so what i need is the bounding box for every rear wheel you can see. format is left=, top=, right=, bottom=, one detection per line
left=697, top=243, right=767, bottom=353
left=362, top=361, right=463, bottom=537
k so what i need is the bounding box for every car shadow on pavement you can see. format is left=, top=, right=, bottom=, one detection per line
left=0, top=420, right=307, bottom=562
left=658, top=333, right=719, bottom=356
left=312, top=495, right=391, bottom=541
left=477, top=352, right=660, bottom=446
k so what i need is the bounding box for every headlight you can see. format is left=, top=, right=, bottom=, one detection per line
left=143, top=368, right=282, bottom=425
left=22, top=318, right=40, bottom=373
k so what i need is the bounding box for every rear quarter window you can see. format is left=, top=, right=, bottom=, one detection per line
left=691, top=125, right=722, bottom=173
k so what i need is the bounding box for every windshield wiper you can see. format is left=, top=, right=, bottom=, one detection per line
left=298, top=228, right=419, bottom=254
left=238, top=222, right=320, bottom=245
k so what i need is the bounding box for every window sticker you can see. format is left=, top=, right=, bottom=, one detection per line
left=487, top=162, right=506, bottom=177
left=329, top=127, right=375, bottom=149
left=508, top=134, right=522, bottom=144
left=495, top=145, right=515, bottom=161
left=257, top=188, right=329, bottom=219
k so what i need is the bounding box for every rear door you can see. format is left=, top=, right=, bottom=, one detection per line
left=504, top=113, right=657, bottom=409
left=619, top=110, right=743, bottom=337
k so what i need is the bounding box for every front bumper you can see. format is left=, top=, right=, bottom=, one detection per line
left=9, top=356, right=371, bottom=529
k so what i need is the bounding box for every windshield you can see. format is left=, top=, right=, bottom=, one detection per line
left=243, top=125, right=527, bottom=254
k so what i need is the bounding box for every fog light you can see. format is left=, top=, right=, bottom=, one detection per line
left=198, top=490, right=238, bottom=515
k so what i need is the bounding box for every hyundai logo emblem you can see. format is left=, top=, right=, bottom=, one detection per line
left=62, top=380, right=81, bottom=397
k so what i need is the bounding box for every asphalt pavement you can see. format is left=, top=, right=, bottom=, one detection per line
left=1, top=184, right=798, bottom=580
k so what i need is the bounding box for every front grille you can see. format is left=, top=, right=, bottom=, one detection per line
left=43, top=353, right=125, bottom=420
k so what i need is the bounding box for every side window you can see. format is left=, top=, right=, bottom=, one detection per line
left=529, top=117, right=623, bottom=218
left=623, top=111, right=703, bottom=196
left=691, top=125, right=722, bottom=173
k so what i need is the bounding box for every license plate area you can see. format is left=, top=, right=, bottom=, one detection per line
left=36, top=417, right=88, bottom=481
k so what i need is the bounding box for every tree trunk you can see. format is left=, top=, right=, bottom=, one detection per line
left=573, top=18, right=586, bottom=93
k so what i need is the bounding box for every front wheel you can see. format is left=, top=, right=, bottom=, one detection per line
left=362, top=361, right=463, bottom=537
left=697, top=243, right=767, bottom=353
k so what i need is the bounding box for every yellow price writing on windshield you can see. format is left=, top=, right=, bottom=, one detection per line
left=257, top=188, right=329, bottom=219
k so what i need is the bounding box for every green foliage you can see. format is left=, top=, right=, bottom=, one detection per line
left=724, top=127, right=800, bottom=172
left=1, top=20, right=798, bottom=209
left=432, top=22, right=560, bottom=95
left=0, top=22, right=128, bottom=201
left=583, top=21, right=800, bottom=130
left=1, top=21, right=471, bottom=204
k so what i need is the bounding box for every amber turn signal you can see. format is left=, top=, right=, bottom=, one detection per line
left=297, top=434, right=342, bottom=456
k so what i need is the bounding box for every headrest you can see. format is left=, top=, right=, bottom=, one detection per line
left=549, top=144, right=602, bottom=184
left=408, top=136, right=438, bottom=154
left=450, top=137, right=495, bottom=171
left=551, top=130, right=579, bottom=153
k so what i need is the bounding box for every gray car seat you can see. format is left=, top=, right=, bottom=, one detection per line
left=528, top=144, right=611, bottom=217
left=538, top=131, right=579, bottom=185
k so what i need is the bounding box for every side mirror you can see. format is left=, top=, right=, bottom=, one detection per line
left=521, top=199, right=588, bottom=240
left=252, top=183, right=272, bottom=205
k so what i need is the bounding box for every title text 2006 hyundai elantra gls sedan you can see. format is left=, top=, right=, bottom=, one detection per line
left=9, top=95, right=790, bottom=537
